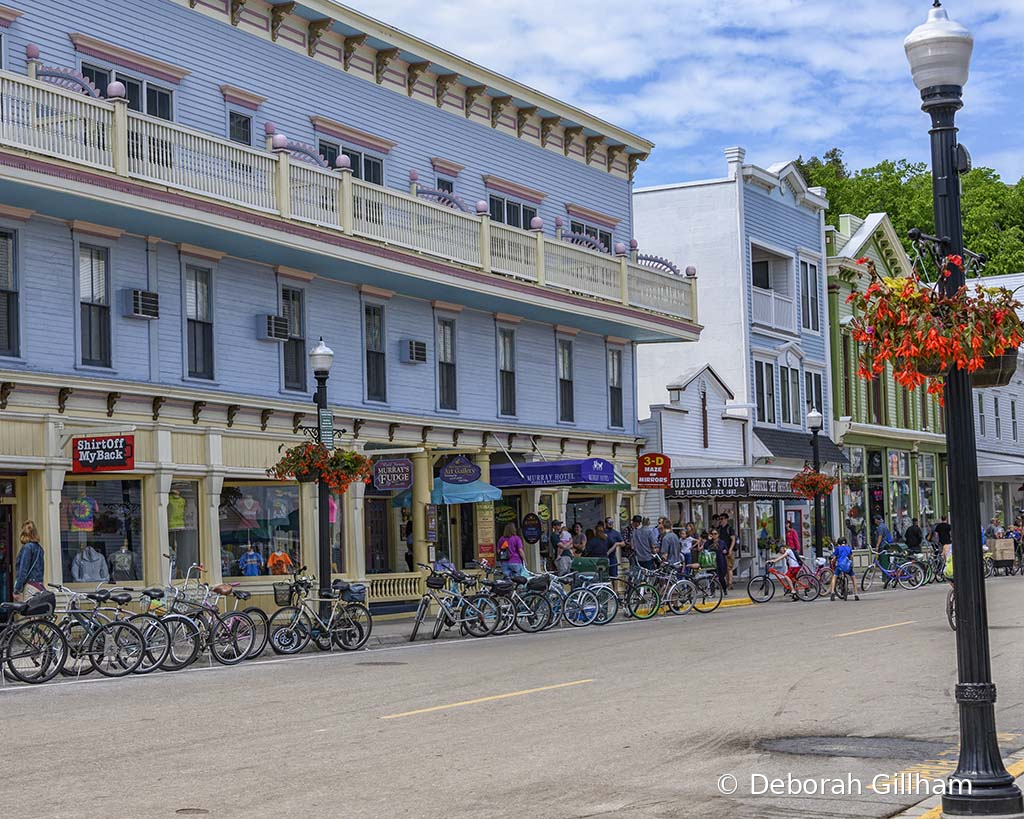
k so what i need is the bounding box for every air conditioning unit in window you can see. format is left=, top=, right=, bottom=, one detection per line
left=400, top=338, right=427, bottom=364
left=258, top=314, right=289, bottom=342
left=121, top=289, right=160, bottom=320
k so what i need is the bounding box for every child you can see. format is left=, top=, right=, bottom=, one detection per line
left=766, top=540, right=802, bottom=600
left=828, top=537, right=859, bottom=601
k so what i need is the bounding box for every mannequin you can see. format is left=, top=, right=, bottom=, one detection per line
left=267, top=542, right=293, bottom=575
left=109, top=541, right=136, bottom=582
left=237, top=541, right=263, bottom=577
left=68, top=489, right=99, bottom=533
left=72, top=544, right=108, bottom=583
left=168, top=487, right=186, bottom=531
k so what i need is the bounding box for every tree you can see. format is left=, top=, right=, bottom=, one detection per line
left=798, top=149, right=1024, bottom=276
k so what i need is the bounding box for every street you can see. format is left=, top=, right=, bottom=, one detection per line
left=2, top=580, right=1022, bottom=819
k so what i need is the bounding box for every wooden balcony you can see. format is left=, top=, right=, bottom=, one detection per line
left=751, top=286, right=796, bottom=333
left=0, top=70, right=697, bottom=326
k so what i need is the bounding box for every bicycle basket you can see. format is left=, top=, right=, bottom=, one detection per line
left=342, top=583, right=367, bottom=603
left=426, top=574, right=446, bottom=590
left=527, top=575, right=548, bottom=592
left=272, top=582, right=293, bottom=606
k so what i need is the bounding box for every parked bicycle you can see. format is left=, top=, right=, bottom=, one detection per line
left=51, top=583, right=146, bottom=677
left=0, top=590, right=68, bottom=684
left=410, top=563, right=500, bottom=641
left=268, top=566, right=372, bottom=653
left=474, top=559, right=552, bottom=634
left=861, top=550, right=925, bottom=591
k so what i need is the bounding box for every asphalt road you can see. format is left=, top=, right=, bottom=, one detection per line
left=2, top=579, right=1023, bottom=819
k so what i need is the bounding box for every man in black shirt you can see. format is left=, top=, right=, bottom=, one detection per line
left=904, top=518, right=924, bottom=552
left=935, top=515, right=953, bottom=548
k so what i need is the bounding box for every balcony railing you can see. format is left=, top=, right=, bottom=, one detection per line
left=0, top=70, right=696, bottom=324
left=752, top=287, right=795, bottom=332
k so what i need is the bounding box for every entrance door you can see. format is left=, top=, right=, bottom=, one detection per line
left=0, top=506, right=11, bottom=603
left=364, top=498, right=390, bottom=574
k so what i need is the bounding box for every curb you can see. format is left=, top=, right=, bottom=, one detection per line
left=893, top=752, right=1024, bottom=818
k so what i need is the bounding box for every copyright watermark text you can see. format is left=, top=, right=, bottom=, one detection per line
left=717, top=772, right=972, bottom=797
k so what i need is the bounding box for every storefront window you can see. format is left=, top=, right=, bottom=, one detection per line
left=755, top=500, right=777, bottom=551
left=888, top=450, right=912, bottom=537
left=994, top=484, right=1006, bottom=528
left=330, top=492, right=345, bottom=575
left=843, top=446, right=866, bottom=549
left=168, top=481, right=200, bottom=581
left=61, top=479, right=143, bottom=584
left=218, top=483, right=299, bottom=578
left=918, top=454, right=936, bottom=528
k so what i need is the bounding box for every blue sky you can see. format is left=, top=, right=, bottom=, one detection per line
left=363, top=1, right=1023, bottom=187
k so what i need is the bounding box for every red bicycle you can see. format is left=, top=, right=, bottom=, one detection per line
left=747, top=564, right=821, bottom=602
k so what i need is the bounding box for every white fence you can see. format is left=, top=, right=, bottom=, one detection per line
left=545, top=241, right=622, bottom=301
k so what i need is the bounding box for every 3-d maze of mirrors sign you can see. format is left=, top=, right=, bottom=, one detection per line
left=72, top=435, right=136, bottom=473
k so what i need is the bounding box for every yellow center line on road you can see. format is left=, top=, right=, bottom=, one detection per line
left=380, top=679, right=594, bottom=720
left=833, top=620, right=917, bottom=638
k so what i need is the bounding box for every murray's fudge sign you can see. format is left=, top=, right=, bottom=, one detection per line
left=72, top=435, right=135, bottom=473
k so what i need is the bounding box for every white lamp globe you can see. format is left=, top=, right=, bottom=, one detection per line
left=308, top=337, right=335, bottom=375
left=904, top=2, right=973, bottom=92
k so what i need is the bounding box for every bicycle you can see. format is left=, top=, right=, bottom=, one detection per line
left=649, top=558, right=698, bottom=616
left=860, top=550, right=925, bottom=591
left=0, top=591, right=68, bottom=684
left=267, top=568, right=372, bottom=653
left=520, top=568, right=601, bottom=627
left=474, top=560, right=552, bottom=634
left=947, top=584, right=956, bottom=631
left=165, top=563, right=256, bottom=665
left=409, top=563, right=500, bottom=641
left=97, top=582, right=172, bottom=674
left=747, top=564, right=821, bottom=602
left=52, top=583, right=146, bottom=677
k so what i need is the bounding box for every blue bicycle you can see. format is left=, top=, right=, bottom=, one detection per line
left=861, top=550, right=925, bottom=591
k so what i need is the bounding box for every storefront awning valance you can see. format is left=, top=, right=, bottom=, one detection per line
left=489, top=458, right=617, bottom=488
left=754, top=427, right=848, bottom=465
left=392, top=478, right=503, bottom=507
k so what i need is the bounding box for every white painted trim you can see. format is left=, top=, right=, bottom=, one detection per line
left=797, top=245, right=823, bottom=260
left=179, top=256, right=217, bottom=383
left=72, top=233, right=117, bottom=372
left=749, top=237, right=796, bottom=260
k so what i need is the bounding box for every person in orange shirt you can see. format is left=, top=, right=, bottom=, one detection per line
left=267, top=547, right=293, bottom=575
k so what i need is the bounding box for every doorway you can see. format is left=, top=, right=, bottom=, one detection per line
left=364, top=497, right=390, bottom=574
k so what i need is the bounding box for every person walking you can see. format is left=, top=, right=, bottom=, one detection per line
left=497, top=522, right=526, bottom=578
left=904, top=518, right=924, bottom=553
left=630, top=515, right=657, bottom=571
left=934, top=514, right=952, bottom=549
left=603, top=517, right=624, bottom=579
left=873, top=515, right=895, bottom=553
left=13, top=521, right=45, bottom=601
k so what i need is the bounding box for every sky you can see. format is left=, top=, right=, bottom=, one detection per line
left=359, top=0, right=1023, bottom=188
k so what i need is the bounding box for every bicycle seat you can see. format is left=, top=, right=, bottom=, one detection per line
left=109, top=592, right=132, bottom=606
left=142, top=587, right=164, bottom=600
left=509, top=575, right=527, bottom=585
left=232, top=589, right=252, bottom=601
left=0, top=601, right=28, bottom=614
left=331, top=579, right=351, bottom=592
left=211, top=584, right=234, bottom=595
left=85, top=591, right=110, bottom=602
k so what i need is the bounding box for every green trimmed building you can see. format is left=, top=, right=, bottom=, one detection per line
left=827, top=214, right=948, bottom=551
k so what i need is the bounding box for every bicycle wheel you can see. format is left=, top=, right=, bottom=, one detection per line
left=835, top=573, right=848, bottom=601
left=795, top=575, right=820, bottom=601
left=625, top=583, right=660, bottom=619
left=861, top=565, right=880, bottom=592
left=494, top=596, right=516, bottom=635
left=516, top=592, right=553, bottom=633
left=243, top=607, right=269, bottom=659
left=159, top=614, right=201, bottom=671
left=543, top=591, right=563, bottom=630
left=667, top=579, right=697, bottom=615
left=897, top=561, right=925, bottom=590
left=984, top=556, right=994, bottom=578
left=5, top=618, right=68, bottom=684
left=432, top=599, right=455, bottom=639
left=592, top=587, right=620, bottom=625
left=692, top=577, right=723, bottom=613
left=463, top=595, right=500, bottom=637
left=268, top=606, right=312, bottom=655
left=947, top=589, right=956, bottom=631
left=564, top=588, right=600, bottom=626
left=747, top=575, right=775, bottom=603
left=410, top=596, right=429, bottom=642
left=211, top=612, right=256, bottom=665
left=817, top=568, right=834, bottom=589
left=88, top=621, right=144, bottom=677
left=128, top=614, right=170, bottom=674
left=333, top=603, right=372, bottom=651
left=59, top=619, right=95, bottom=677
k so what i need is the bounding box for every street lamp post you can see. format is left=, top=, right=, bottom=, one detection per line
left=309, top=338, right=335, bottom=621
left=905, top=4, right=1023, bottom=815
left=808, top=407, right=824, bottom=561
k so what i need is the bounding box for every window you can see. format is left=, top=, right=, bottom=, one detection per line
left=488, top=194, right=537, bottom=229
left=752, top=261, right=771, bottom=290
left=436, top=177, right=454, bottom=194
left=557, top=339, right=574, bottom=423
left=219, top=483, right=299, bottom=579
left=868, top=372, right=885, bottom=425
left=317, top=140, right=383, bottom=184
left=185, top=265, right=213, bottom=380
left=800, top=261, right=820, bottom=331
left=754, top=360, right=776, bottom=424
left=79, top=244, right=110, bottom=367
left=61, top=479, right=143, bottom=584
left=995, top=397, right=1001, bottom=439
left=608, top=347, right=623, bottom=428
left=0, top=231, right=17, bottom=357
left=167, top=481, right=200, bottom=580
left=228, top=111, right=252, bottom=146
left=318, top=140, right=338, bottom=168
left=920, top=388, right=930, bottom=431
left=1012, top=400, right=1018, bottom=442
left=780, top=365, right=801, bottom=425
left=805, top=370, right=824, bottom=417
left=569, top=220, right=613, bottom=253
left=437, top=318, right=457, bottom=410
left=82, top=64, right=173, bottom=120
left=364, top=304, right=386, bottom=402
left=498, top=328, right=516, bottom=416
left=841, top=336, right=852, bottom=417
left=281, top=286, right=305, bottom=391
left=978, top=394, right=986, bottom=437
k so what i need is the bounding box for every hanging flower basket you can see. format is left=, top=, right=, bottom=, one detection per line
left=790, top=467, right=839, bottom=502
left=847, top=257, right=1024, bottom=401
left=267, top=443, right=373, bottom=494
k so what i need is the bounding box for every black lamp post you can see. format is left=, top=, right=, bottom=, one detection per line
left=309, top=337, right=335, bottom=620
left=905, top=4, right=1023, bottom=815
left=808, top=407, right=824, bottom=561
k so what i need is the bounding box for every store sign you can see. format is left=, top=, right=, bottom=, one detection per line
left=439, top=455, right=481, bottom=485
left=636, top=453, right=671, bottom=489
left=667, top=475, right=798, bottom=500
left=373, top=458, right=414, bottom=491
left=71, top=435, right=135, bottom=473
left=318, top=409, right=335, bottom=450
left=521, top=513, right=542, bottom=545
left=426, top=504, right=438, bottom=542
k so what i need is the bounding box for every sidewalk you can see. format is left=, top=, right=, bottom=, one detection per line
left=894, top=751, right=1024, bottom=818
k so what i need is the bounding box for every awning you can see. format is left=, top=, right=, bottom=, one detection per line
left=489, top=458, right=617, bottom=488
left=753, top=427, right=848, bottom=465
left=392, top=477, right=503, bottom=507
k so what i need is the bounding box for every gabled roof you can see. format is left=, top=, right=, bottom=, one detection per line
left=831, top=212, right=913, bottom=278
left=665, top=364, right=735, bottom=399
left=743, top=160, right=828, bottom=211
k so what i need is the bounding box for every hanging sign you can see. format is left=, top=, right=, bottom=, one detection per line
left=439, top=455, right=481, bottom=485
left=72, top=435, right=135, bottom=473
left=426, top=504, right=438, bottom=542
left=318, top=409, right=335, bottom=450
left=636, top=452, right=671, bottom=489
left=373, top=458, right=414, bottom=491
left=522, top=512, right=542, bottom=545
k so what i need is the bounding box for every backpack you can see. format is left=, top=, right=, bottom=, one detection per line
left=497, top=538, right=511, bottom=562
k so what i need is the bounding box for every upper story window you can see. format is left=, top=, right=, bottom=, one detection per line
left=318, top=140, right=383, bottom=185
left=920, top=388, right=930, bottom=431
left=868, top=371, right=885, bottom=426
left=79, top=244, right=111, bottom=368
left=436, top=177, right=454, bottom=195
left=751, top=250, right=791, bottom=296
left=569, top=220, right=613, bottom=254
left=364, top=304, right=386, bottom=402
left=978, top=394, right=986, bottom=437
left=82, top=64, right=173, bottom=120
left=185, top=265, right=213, bottom=380
left=0, top=230, right=18, bottom=358
left=751, top=248, right=795, bottom=333
left=228, top=111, right=252, bottom=146
left=1012, top=400, right=1018, bottom=442
left=805, top=370, right=823, bottom=418
left=800, top=260, right=820, bottom=331
left=608, top=347, right=623, bottom=428
left=754, top=360, right=775, bottom=424
left=557, top=339, right=574, bottom=423
left=437, top=318, right=457, bottom=411
left=841, top=336, right=853, bottom=417
left=995, top=397, right=1001, bottom=439
left=779, top=365, right=801, bottom=426
left=498, top=327, right=516, bottom=417
left=281, top=286, right=305, bottom=391
left=489, top=195, right=536, bottom=229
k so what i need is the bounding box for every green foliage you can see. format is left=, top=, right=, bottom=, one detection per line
left=796, top=149, right=1024, bottom=276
